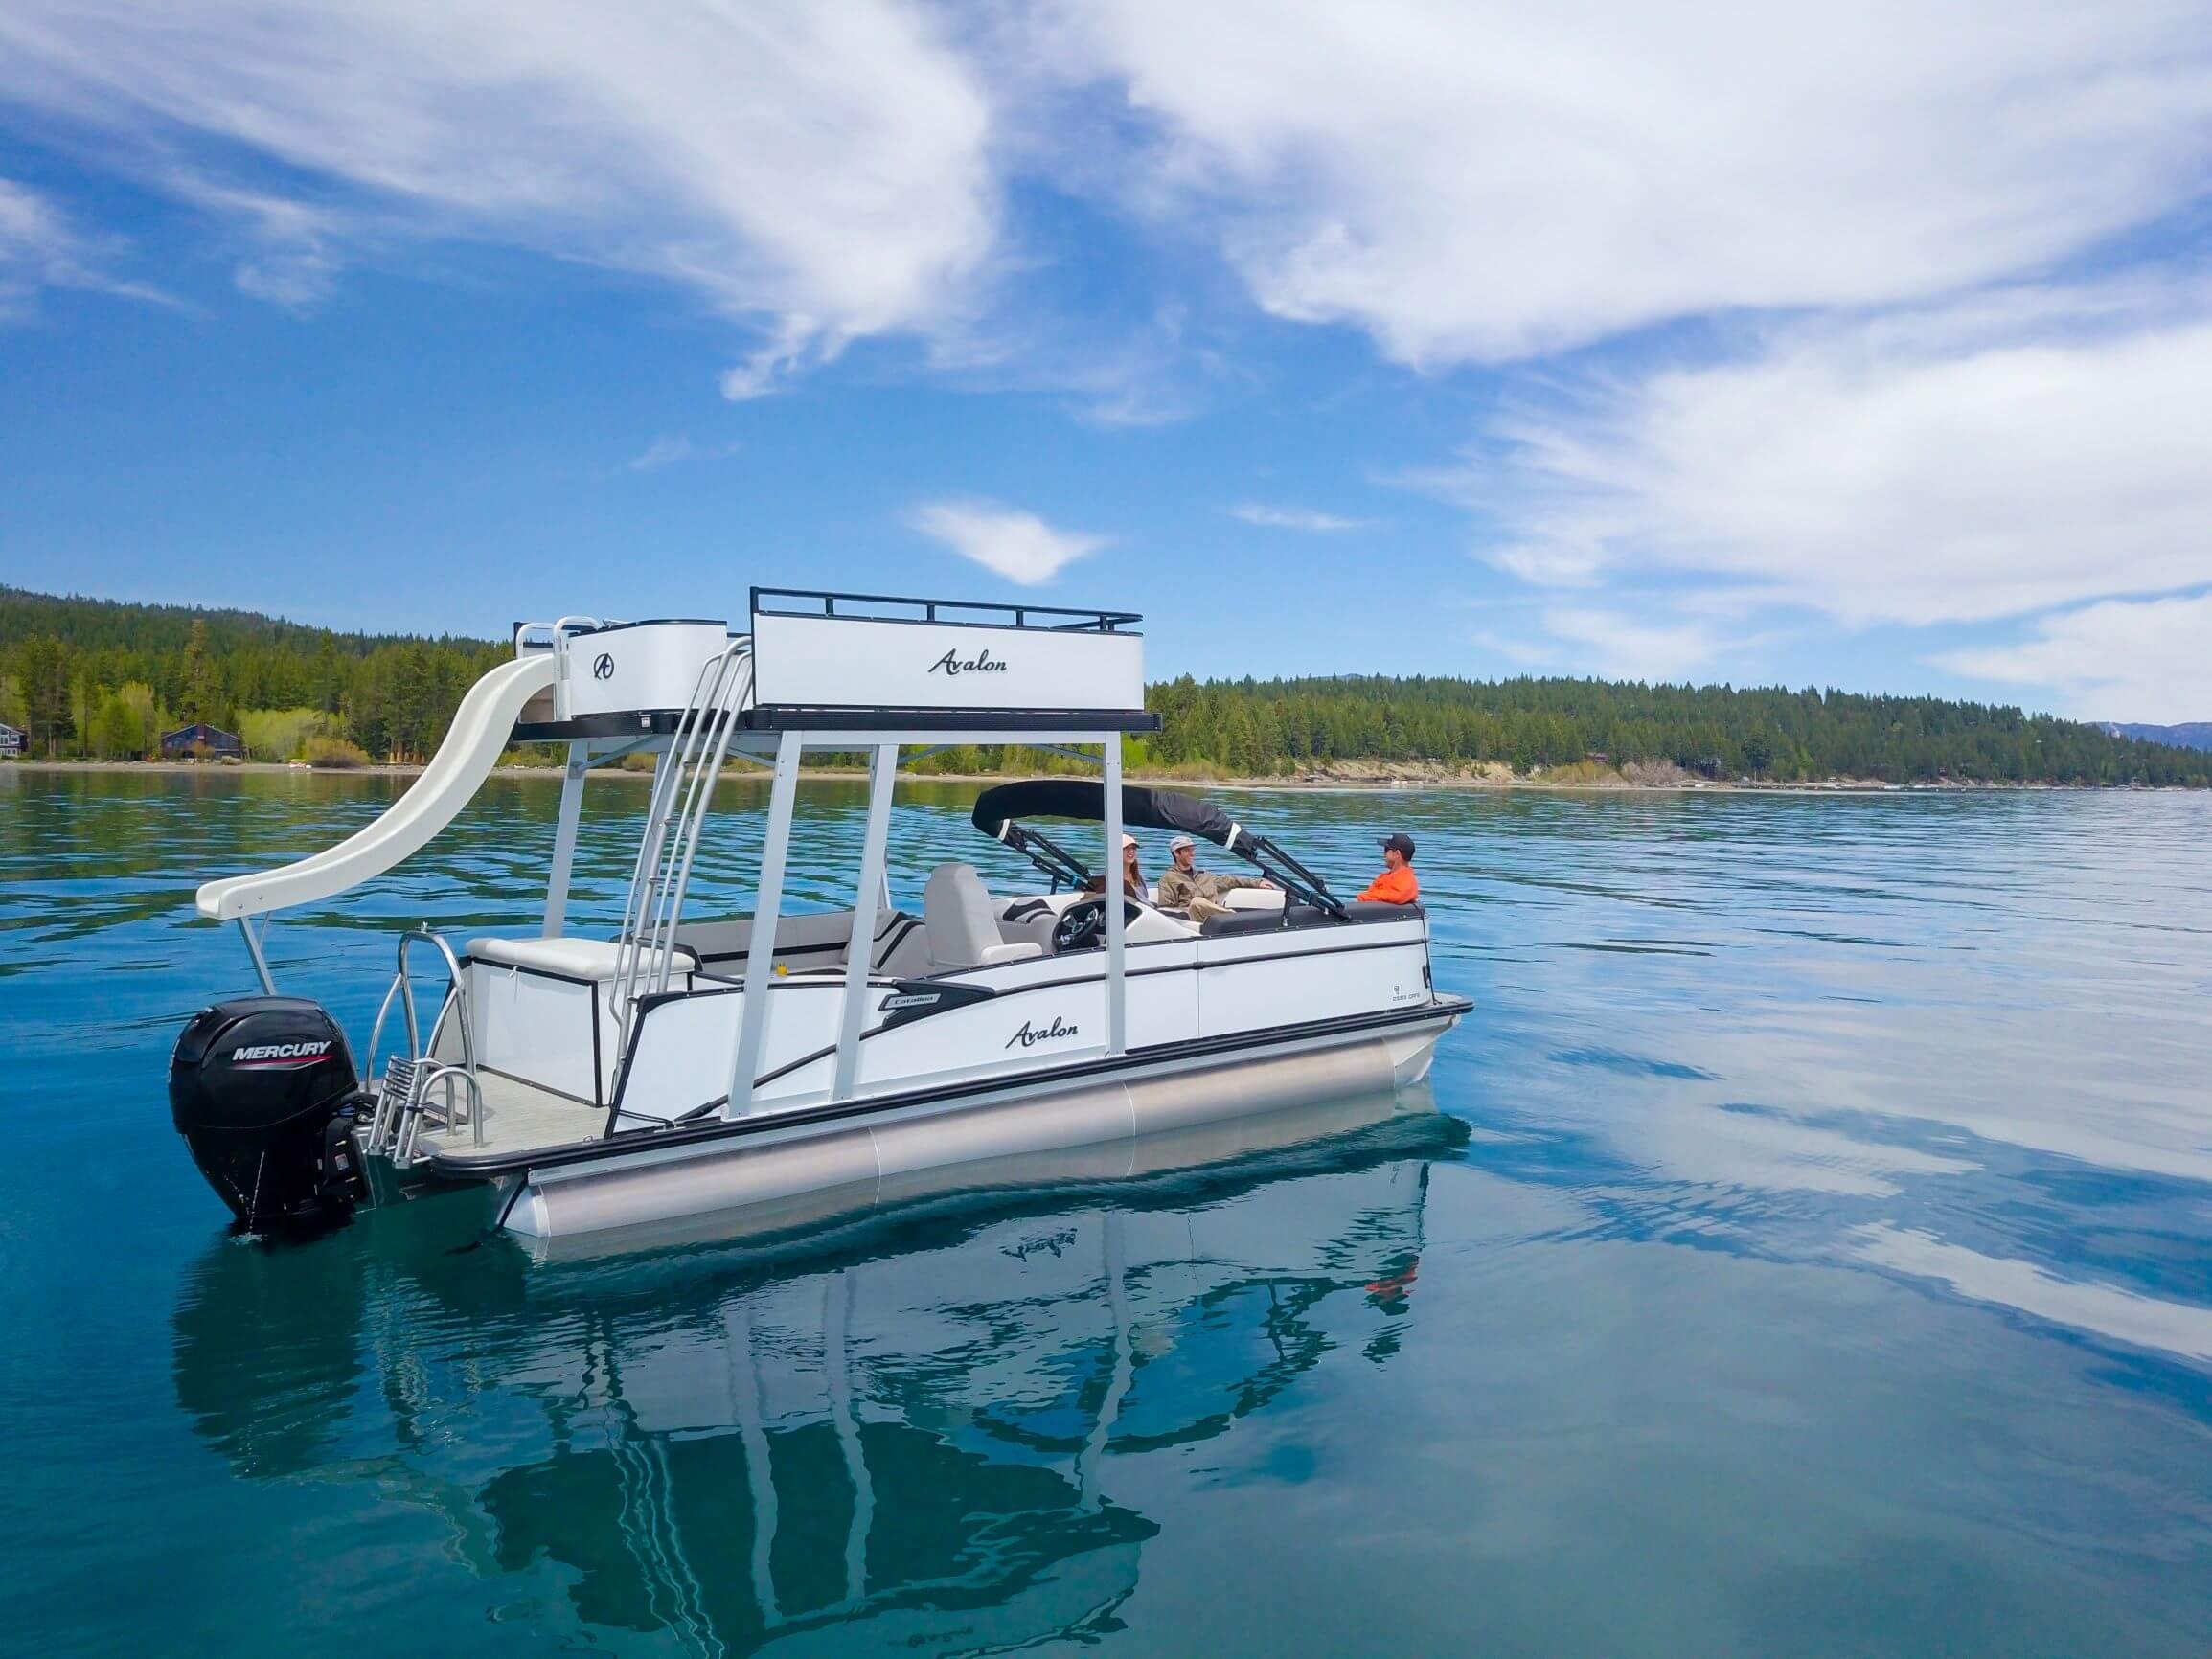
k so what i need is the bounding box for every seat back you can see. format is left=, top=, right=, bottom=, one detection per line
left=923, top=863, right=1003, bottom=970
left=994, top=896, right=1061, bottom=956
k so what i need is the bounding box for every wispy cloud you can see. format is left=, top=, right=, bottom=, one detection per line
left=0, top=176, right=172, bottom=320
left=1471, top=604, right=1723, bottom=683
left=905, top=497, right=1109, bottom=585
left=1539, top=607, right=1720, bottom=684
left=1230, top=502, right=1371, bottom=533
left=1033, top=1, right=2212, bottom=369
left=164, top=176, right=342, bottom=311
left=0, top=0, right=998, bottom=390
left=1434, top=284, right=2212, bottom=630
left=625, top=435, right=742, bottom=473
left=1937, top=590, right=2212, bottom=724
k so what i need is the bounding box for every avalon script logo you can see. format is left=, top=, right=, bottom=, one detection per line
left=1005, top=1014, right=1078, bottom=1050
left=591, top=652, right=615, bottom=681
left=928, top=647, right=1008, bottom=677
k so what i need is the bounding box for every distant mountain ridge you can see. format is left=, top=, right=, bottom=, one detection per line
left=2100, top=721, right=2212, bottom=753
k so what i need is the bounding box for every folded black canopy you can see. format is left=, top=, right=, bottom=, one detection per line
left=970, top=779, right=1261, bottom=859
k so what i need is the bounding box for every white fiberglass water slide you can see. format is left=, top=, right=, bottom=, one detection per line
left=194, top=652, right=559, bottom=921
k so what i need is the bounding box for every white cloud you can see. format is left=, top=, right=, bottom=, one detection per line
left=0, top=178, right=77, bottom=319
left=1937, top=591, right=2212, bottom=723
left=163, top=176, right=342, bottom=310
left=1538, top=608, right=1721, bottom=683
left=905, top=498, right=1108, bottom=585
left=1038, top=0, right=2212, bottom=367
left=1451, top=290, right=2212, bottom=627
left=0, top=175, right=171, bottom=318
left=1230, top=502, right=1370, bottom=533
left=624, top=435, right=741, bottom=473
left=0, top=0, right=996, bottom=383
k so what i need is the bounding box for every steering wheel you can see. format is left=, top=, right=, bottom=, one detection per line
left=1051, top=897, right=1143, bottom=953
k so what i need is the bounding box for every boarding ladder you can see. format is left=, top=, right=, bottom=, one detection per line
left=361, top=925, right=485, bottom=1163
left=610, top=637, right=755, bottom=1038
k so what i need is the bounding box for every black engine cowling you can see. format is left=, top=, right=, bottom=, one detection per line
left=171, top=996, right=367, bottom=1235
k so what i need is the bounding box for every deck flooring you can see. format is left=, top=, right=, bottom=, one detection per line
left=415, top=1069, right=607, bottom=1162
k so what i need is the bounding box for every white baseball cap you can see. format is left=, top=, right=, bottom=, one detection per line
left=1121, top=833, right=1137, bottom=849
left=1169, top=834, right=1196, bottom=852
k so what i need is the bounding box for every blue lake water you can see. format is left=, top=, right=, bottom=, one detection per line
left=3, top=769, right=2210, bottom=1656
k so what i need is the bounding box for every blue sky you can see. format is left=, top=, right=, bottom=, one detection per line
left=2, top=2, right=2209, bottom=719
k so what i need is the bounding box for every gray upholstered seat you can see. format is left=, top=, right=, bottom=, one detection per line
left=924, top=863, right=1044, bottom=970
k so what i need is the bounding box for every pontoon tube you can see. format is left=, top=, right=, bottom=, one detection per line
left=504, top=1022, right=1448, bottom=1241
left=194, top=651, right=559, bottom=920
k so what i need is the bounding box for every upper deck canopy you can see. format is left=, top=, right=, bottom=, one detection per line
left=743, top=589, right=1159, bottom=733
left=512, top=590, right=1162, bottom=741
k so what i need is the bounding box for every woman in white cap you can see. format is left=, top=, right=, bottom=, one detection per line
left=1084, top=833, right=1149, bottom=900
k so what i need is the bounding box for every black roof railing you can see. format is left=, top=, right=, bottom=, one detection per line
left=751, top=587, right=1142, bottom=634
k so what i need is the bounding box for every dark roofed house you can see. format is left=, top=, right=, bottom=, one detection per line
left=161, top=722, right=244, bottom=759
left=0, top=722, right=24, bottom=758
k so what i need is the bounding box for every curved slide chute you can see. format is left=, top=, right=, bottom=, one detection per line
left=195, top=652, right=560, bottom=920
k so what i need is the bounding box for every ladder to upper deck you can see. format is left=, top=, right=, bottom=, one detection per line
left=611, top=636, right=755, bottom=1028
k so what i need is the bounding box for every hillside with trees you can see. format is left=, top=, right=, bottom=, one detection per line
left=0, top=586, right=504, bottom=762
left=1, top=585, right=2204, bottom=785
left=1140, top=674, right=2212, bottom=786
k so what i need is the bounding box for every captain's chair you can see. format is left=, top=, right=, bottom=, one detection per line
left=924, top=863, right=1045, bottom=971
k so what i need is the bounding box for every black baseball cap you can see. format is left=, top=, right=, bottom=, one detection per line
left=1380, top=832, right=1416, bottom=860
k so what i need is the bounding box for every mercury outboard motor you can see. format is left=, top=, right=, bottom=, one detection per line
left=171, top=995, right=367, bottom=1235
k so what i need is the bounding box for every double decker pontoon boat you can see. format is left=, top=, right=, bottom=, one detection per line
left=169, top=590, right=1470, bottom=1245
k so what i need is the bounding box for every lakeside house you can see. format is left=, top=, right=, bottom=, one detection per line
left=0, top=721, right=24, bottom=758
left=160, top=722, right=244, bottom=760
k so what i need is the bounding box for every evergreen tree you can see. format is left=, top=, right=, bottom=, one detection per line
left=177, top=619, right=225, bottom=725
left=16, top=636, right=72, bottom=756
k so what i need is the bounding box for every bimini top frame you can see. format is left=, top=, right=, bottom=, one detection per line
left=972, top=778, right=1346, bottom=916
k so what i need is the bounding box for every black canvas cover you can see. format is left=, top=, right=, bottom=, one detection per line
left=970, top=779, right=1260, bottom=858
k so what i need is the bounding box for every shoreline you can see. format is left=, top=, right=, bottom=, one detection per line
left=5, top=759, right=2194, bottom=793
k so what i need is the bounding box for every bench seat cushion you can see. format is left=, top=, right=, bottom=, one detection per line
left=467, top=936, right=699, bottom=982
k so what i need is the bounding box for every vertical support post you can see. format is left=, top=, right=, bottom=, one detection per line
left=1102, top=732, right=1127, bottom=1055
left=541, top=739, right=588, bottom=938
left=238, top=916, right=276, bottom=995
left=833, top=743, right=898, bottom=1101
left=728, top=729, right=803, bottom=1115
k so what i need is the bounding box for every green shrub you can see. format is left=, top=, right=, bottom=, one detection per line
left=239, top=707, right=335, bottom=761
left=304, top=735, right=372, bottom=769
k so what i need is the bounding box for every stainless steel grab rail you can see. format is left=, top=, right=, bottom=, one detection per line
left=363, top=925, right=483, bottom=1149
left=393, top=1063, right=485, bottom=1163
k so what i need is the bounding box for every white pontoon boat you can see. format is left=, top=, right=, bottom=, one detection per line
left=168, top=589, right=1470, bottom=1243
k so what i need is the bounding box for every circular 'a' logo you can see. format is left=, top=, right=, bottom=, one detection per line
left=591, top=652, right=615, bottom=681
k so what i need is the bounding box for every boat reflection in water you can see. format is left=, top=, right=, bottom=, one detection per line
left=173, top=1087, right=1464, bottom=1654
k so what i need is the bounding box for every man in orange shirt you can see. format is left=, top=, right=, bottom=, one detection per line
left=1357, top=832, right=1420, bottom=904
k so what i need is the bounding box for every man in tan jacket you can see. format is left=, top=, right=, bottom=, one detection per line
left=1155, top=833, right=1276, bottom=921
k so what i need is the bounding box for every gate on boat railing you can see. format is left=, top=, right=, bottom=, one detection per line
left=361, top=924, right=485, bottom=1162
